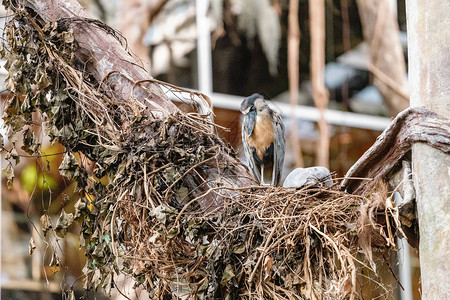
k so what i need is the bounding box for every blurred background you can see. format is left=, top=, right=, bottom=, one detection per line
left=1, top=0, right=419, bottom=299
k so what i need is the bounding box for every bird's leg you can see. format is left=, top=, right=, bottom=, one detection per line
left=260, top=165, right=265, bottom=185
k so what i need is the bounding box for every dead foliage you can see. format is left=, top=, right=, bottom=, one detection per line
left=0, top=4, right=399, bottom=299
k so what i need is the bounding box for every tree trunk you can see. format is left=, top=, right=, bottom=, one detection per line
left=356, top=0, right=409, bottom=117
left=406, top=1, right=450, bottom=298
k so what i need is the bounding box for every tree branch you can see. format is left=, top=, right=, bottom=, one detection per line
left=341, top=107, right=450, bottom=195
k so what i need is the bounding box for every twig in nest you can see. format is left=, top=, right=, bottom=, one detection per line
left=248, top=204, right=289, bottom=284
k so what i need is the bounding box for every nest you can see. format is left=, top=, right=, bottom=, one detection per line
left=1, top=5, right=398, bottom=300
left=115, top=182, right=394, bottom=299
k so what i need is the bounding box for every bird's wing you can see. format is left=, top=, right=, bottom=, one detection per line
left=272, top=112, right=286, bottom=186
left=244, top=110, right=256, bottom=136
left=242, top=115, right=261, bottom=183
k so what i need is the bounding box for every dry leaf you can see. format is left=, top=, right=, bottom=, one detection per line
left=263, top=255, right=274, bottom=281
left=29, top=237, right=36, bottom=256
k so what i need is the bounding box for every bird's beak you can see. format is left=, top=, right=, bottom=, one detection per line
left=241, top=106, right=252, bottom=115
left=240, top=100, right=252, bottom=114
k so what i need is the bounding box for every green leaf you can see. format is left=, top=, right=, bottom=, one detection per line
left=102, top=234, right=111, bottom=244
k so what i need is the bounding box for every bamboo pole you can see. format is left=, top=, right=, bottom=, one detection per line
left=309, top=0, right=330, bottom=168
left=288, top=0, right=304, bottom=168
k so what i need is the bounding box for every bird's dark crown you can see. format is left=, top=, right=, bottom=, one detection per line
left=241, top=93, right=264, bottom=113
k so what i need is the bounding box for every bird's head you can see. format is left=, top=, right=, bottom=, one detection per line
left=240, top=93, right=267, bottom=115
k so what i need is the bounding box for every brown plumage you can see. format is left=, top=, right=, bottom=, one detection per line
left=246, top=113, right=275, bottom=160
left=241, top=94, right=285, bottom=185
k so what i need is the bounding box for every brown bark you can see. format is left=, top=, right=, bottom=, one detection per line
left=309, top=0, right=330, bottom=168
left=288, top=0, right=304, bottom=168
left=356, top=0, right=409, bottom=117
left=341, top=107, right=450, bottom=195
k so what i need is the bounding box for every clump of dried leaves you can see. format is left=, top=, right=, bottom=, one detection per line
left=1, top=4, right=397, bottom=300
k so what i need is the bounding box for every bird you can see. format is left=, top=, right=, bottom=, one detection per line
left=240, top=93, right=285, bottom=186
